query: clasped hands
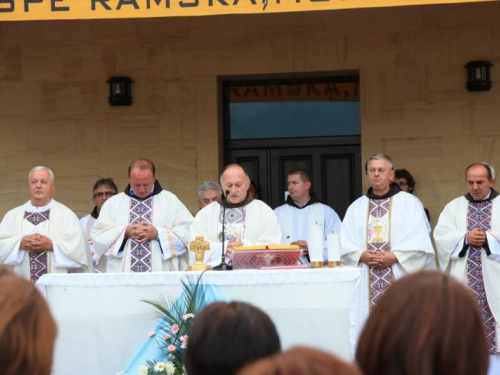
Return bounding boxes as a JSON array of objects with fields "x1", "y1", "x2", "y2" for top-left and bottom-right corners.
[
  {"x1": 467, "y1": 228, "x2": 486, "y2": 248},
  {"x1": 125, "y1": 223, "x2": 158, "y2": 243},
  {"x1": 360, "y1": 250, "x2": 397, "y2": 269},
  {"x1": 20, "y1": 234, "x2": 53, "y2": 252}
]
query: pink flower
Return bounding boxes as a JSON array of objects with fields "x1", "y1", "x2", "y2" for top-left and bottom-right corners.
[
  {"x1": 181, "y1": 341, "x2": 187, "y2": 349},
  {"x1": 168, "y1": 344, "x2": 176, "y2": 352},
  {"x1": 164, "y1": 334, "x2": 172, "y2": 341},
  {"x1": 183, "y1": 313, "x2": 194, "y2": 321},
  {"x1": 148, "y1": 331, "x2": 155, "y2": 338},
  {"x1": 171, "y1": 324, "x2": 179, "y2": 334},
  {"x1": 180, "y1": 335, "x2": 188, "y2": 342}
]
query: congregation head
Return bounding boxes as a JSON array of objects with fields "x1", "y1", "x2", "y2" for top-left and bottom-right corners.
[
  {"x1": 355, "y1": 271, "x2": 489, "y2": 375},
  {"x1": 197, "y1": 181, "x2": 222, "y2": 208},
  {"x1": 219, "y1": 164, "x2": 251, "y2": 205},
  {"x1": 238, "y1": 346, "x2": 362, "y2": 375},
  {"x1": 0, "y1": 267, "x2": 57, "y2": 375},
  {"x1": 465, "y1": 162, "x2": 496, "y2": 201},
  {"x1": 28, "y1": 166, "x2": 55, "y2": 207},
  {"x1": 184, "y1": 301, "x2": 281, "y2": 375}
]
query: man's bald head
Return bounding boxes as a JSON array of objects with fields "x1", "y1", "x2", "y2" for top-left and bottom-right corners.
[{"x1": 220, "y1": 164, "x2": 250, "y2": 205}]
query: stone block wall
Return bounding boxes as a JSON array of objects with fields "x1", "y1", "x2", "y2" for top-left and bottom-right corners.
[{"x1": 0, "y1": 2, "x2": 499, "y2": 226}]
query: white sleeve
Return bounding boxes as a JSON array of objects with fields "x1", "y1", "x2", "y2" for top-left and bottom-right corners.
[
  {"x1": 52, "y1": 242, "x2": 83, "y2": 268},
  {"x1": 3, "y1": 239, "x2": 24, "y2": 265},
  {"x1": 157, "y1": 227, "x2": 188, "y2": 261}
]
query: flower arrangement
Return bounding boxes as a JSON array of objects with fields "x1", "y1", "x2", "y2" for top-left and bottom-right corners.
[{"x1": 138, "y1": 275, "x2": 210, "y2": 375}]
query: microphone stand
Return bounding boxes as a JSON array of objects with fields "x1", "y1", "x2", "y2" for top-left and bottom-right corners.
[{"x1": 213, "y1": 190, "x2": 232, "y2": 271}]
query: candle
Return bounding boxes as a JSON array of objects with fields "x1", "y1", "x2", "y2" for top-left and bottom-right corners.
[
  {"x1": 327, "y1": 233, "x2": 341, "y2": 262},
  {"x1": 308, "y1": 224, "x2": 324, "y2": 263}
]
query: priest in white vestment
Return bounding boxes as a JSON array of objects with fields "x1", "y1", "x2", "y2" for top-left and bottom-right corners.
[
  {"x1": 341, "y1": 154, "x2": 435, "y2": 312},
  {"x1": 275, "y1": 169, "x2": 341, "y2": 265},
  {"x1": 434, "y1": 163, "x2": 500, "y2": 370},
  {"x1": 80, "y1": 178, "x2": 118, "y2": 272},
  {"x1": 191, "y1": 164, "x2": 281, "y2": 268},
  {"x1": 91, "y1": 159, "x2": 193, "y2": 273},
  {"x1": 0, "y1": 166, "x2": 92, "y2": 282}
]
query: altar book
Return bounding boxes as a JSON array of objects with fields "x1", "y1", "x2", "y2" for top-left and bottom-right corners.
[{"x1": 232, "y1": 245, "x2": 302, "y2": 270}]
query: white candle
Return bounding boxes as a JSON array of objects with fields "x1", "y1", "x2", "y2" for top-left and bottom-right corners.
[
  {"x1": 327, "y1": 233, "x2": 341, "y2": 262},
  {"x1": 308, "y1": 224, "x2": 324, "y2": 262}
]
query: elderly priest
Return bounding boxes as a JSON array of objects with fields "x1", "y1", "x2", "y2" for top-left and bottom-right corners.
[
  {"x1": 434, "y1": 163, "x2": 500, "y2": 363},
  {"x1": 0, "y1": 166, "x2": 92, "y2": 282},
  {"x1": 191, "y1": 164, "x2": 281, "y2": 268},
  {"x1": 91, "y1": 158, "x2": 193, "y2": 273},
  {"x1": 341, "y1": 154, "x2": 435, "y2": 309}
]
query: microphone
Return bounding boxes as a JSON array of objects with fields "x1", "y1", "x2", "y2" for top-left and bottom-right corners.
[{"x1": 213, "y1": 190, "x2": 232, "y2": 271}]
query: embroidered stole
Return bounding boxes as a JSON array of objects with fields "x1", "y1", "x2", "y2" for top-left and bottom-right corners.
[
  {"x1": 366, "y1": 198, "x2": 392, "y2": 308},
  {"x1": 466, "y1": 200, "x2": 497, "y2": 353},
  {"x1": 24, "y1": 210, "x2": 50, "y2": 283},
  {"x1": 129, "y1": 197, "x2": 154, "y2": 273},
  {"x1": 218, "y1": 207, "x2": 246, "y2": 242}
]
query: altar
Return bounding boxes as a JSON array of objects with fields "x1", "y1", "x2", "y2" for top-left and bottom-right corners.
[{"x1": 37, "y1": 267, "x2": 366, "y2": 375}]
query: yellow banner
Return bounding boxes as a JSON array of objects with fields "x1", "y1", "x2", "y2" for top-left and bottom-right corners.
[{"x1": 0, "y1": 0, "x2": 495, "y2": 21}]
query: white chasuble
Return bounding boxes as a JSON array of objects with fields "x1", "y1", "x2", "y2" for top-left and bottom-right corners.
[
  {"x1": 191, "y1": 199, "x2": 282, "y2": 268},
  {"x1": 274, "y1": 201, "x2": 341, "y2": 263},
  {"x1": 434, "y1": 194, "x2": 500, "y2": 354},
  {"x1": 0, "y1": 200, "x2": 92, "y2": 281},
  {"x1": 341, "y1": 191, "x2": 435, "y2": 316},
  {"x1": 91, "y1": 190, "x2": 193, "y2": 273}
]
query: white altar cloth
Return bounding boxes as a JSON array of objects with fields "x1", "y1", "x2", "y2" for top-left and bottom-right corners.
[{"x1": 37, "y1": 268, "x2": 364, "y2": 375}]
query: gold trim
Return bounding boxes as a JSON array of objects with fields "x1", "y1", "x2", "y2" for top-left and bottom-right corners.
[{"x1": 310, "y1": 261, "x2": 324, "y2": 268}]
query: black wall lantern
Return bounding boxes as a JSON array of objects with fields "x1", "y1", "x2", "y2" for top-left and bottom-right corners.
[
  {"x1": 107, "y1": 76, "x2": 133, "y2": 106},
  {"x1": 465, "y1": 61, "x2": 493, "y2": 92}
]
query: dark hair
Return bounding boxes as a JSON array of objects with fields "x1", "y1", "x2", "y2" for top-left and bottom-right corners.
[
  {"x1": 249, "y1": 180, "x2": 260, "y2": 199},
  {"x1": 128, "y1": 158, "x2": 156, "y2": 177},
  {"x1": 238, "y1": 346, "x2": 361, "y2": 375},
  {"x1": 356, "y1": 271, "x2": 489, "y2": 375},
  {"x1": 92, "y1": 178, "x2": 118, "y2": 194},
  {"x1": 0, "y1": 267, "x2": 57, "y2": 375},
  {"x1": 465, "y1": 163, "x2": 493, "y2": 180},
  {"x1": 287, "y1": 169, "x2": 311, "y2": 183},
  {"x1": 395, "y1": 169, "x2": 416, "y2": 193},
  {"x1": 185, "y1": 301, "x2": 281, "y2": 375}
]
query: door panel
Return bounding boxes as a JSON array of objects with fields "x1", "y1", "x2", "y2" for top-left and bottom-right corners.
[{"x1": 225, "y1": 139, "x2": 361, "y2": 219}]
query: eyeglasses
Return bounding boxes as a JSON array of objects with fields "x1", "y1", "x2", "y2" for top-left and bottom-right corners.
[{"x1": 93, "y1": 191, "x2": 116, "y2": 198}]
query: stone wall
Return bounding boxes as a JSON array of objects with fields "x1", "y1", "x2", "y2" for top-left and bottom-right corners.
[{"x1": 0, "y1": 2, "x2": 499, "y2": 226}]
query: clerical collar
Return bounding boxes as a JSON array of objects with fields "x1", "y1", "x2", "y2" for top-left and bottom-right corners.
[
  {"x1": 90, "y1": 206, "x2": 99, "y2": 219},
  {"x1": 464, "y1": 188, "x2": 499, "y2": 203},
  {"x1": 285, "y1": 193, "x2": 321, "y2": 209},
  {"x1": 124, "y1": 180, "x2": 163, "y2": 201},
  {"x1": 366, "y1": 183, "x2": 401, "y2": 199},
  {"x1": 23, "y1": 199, "x2": 53, "y2": 212},
  {"x1": 219, "y1": 192, "x2": 254, "y2": 209}
]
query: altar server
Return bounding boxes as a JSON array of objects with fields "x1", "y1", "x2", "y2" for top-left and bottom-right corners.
[
  {"x1": 341, "y1": 154, "x2": 435, "y2": 310},
  {"x1": 275, "y1": 169, "x2": 341, "y2": 265},
  {"x1": 434, "y1": 162, "x2": 500, "y2": 366},
  {"x1": 0, "y1": 166, "x2": 92, "y2": 282},
  {"x1": 91, "y1": 158, "x2": 193, "y2": 272},
  {"x1": 191, "y1": 164, "x2": 281, "y2": 268}
]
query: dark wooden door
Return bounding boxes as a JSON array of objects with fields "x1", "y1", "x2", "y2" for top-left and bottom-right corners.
[{"x1": 225, "y1": 137, "x2": 361, "y2": 219}]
